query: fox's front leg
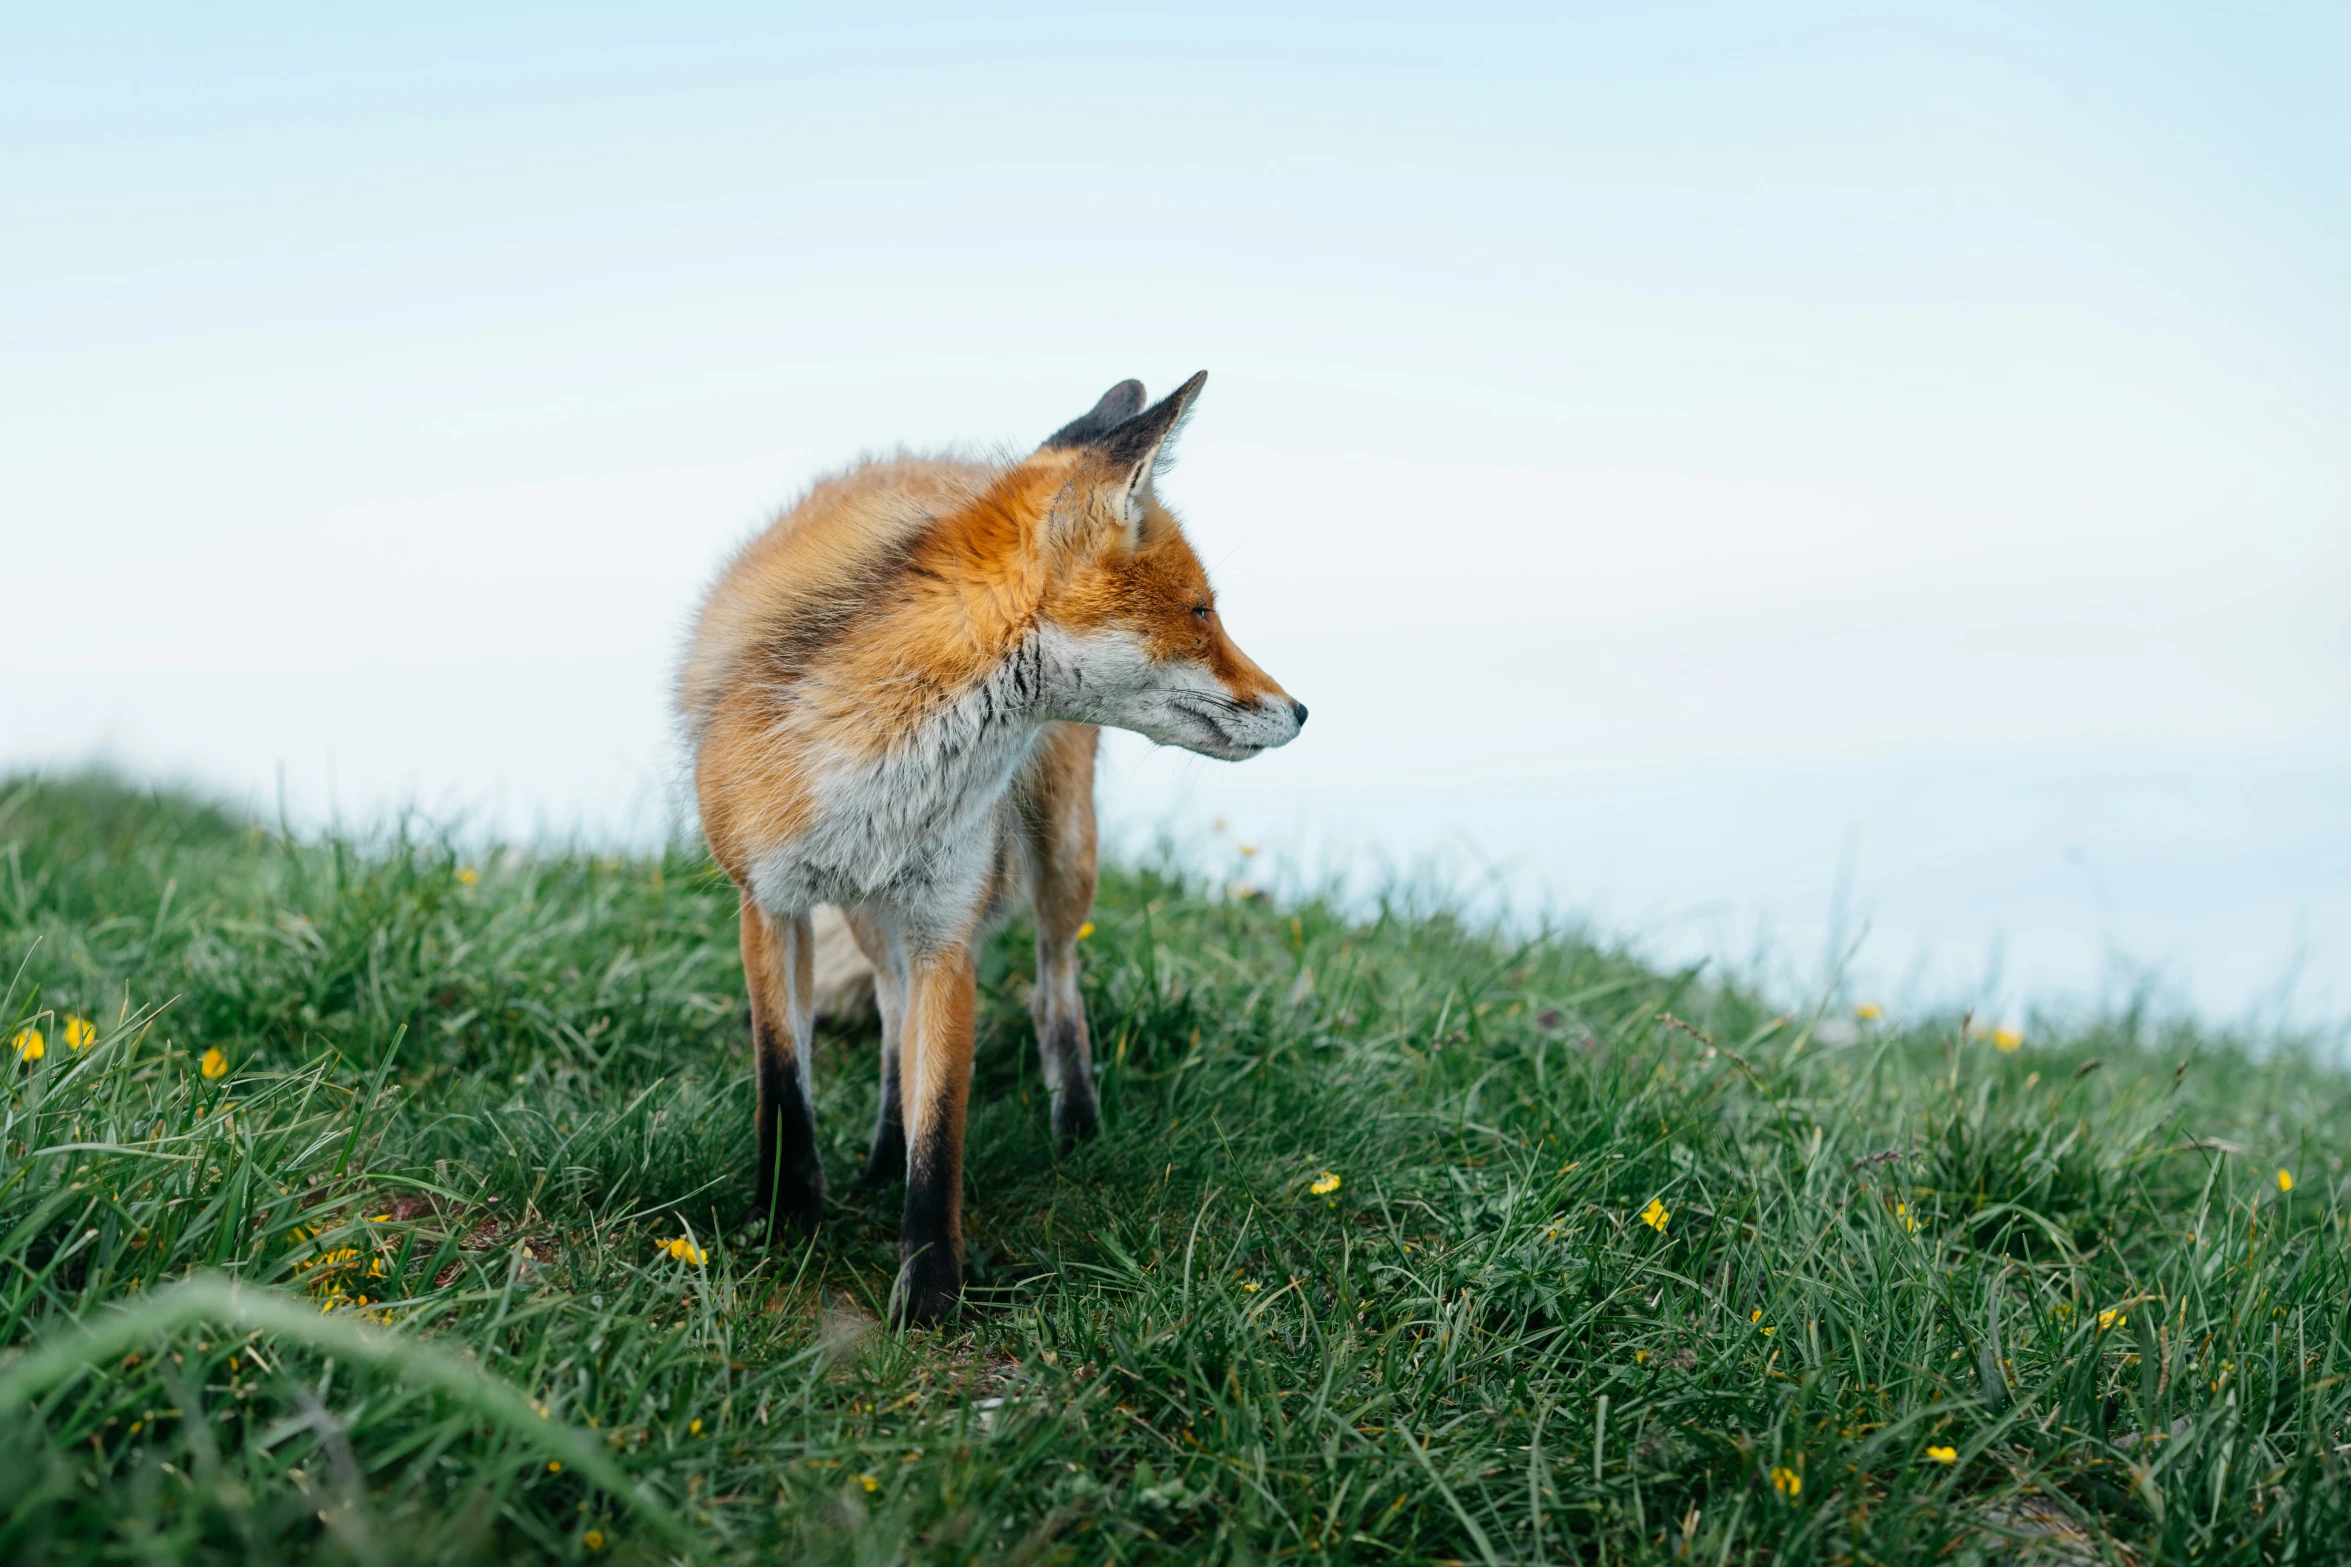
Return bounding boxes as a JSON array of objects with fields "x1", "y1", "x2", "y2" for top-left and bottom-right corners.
[
  {"x1": 741, "y1": 899, "x2": 825, "y2": 1239},
  {"x1": 895, "y1": 941, "x2": 978, "y2": 1326},
  {"x1": 1024, "y1": 723, "x2": 1102, "y2": 1144}
]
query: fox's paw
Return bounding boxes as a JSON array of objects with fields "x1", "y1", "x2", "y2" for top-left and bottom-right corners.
[
  {"x1": 1050, "y1": 1081, "x2": 1100, "y2": 1146},
  {"x1": 860, "y1": 1120, "x2": 907, "y2": 1189},
  {"x1": 744, "y1": 1159, "x2": 826, "y2": 1243},
  {"x1": 891, "y1": 1242, "x2": 961, "y2": 1328}
]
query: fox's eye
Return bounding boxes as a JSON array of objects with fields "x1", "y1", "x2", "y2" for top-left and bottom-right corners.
[{"x1": 1191, "y1": 603, "x2": 1212, "y2": 621}]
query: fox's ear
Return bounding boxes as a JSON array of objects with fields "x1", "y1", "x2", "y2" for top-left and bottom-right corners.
[
  {"x1": 1042, "y1": 371, "x2": 1207, "y2": 549},
  {"x1": 1041, "y1": 379, "x2": 1147, "y2": 450},
  {"x1": 1091, "y1": 370, "x2": 1207, "y2": 519}
]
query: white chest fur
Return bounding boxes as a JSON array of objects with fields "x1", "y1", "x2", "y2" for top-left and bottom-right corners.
[{"x1": 746, "y1": 633, "x2": 1073, "y2": 922}]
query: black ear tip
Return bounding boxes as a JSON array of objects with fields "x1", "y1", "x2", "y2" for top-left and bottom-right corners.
[{"x1": 1042, "y1": 378, "x2": 1151, "y2": 450}]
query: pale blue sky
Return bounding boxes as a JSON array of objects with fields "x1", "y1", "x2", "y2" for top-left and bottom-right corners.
[{"x1": 6, "y1": 5, "x2": 2346, "y2": 1025}]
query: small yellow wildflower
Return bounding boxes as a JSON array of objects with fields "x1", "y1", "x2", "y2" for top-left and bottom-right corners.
[
  {"x1": 1634, "y1": 1349, "x2": 1649, "y2": 1364},
  {"x1": 1241, "y1": 1281, "x2": 1260, "y2": 1292},
  {"x1": 1990, "y1": 1026, "x2": 2023, "y2": 1052},
  {"x1": 547, "y1": 1461, "x2": 562, "y2": 1473},
  {"x1": 662, "y1": 1237, "x2": 707, "y2": 1265},
  {"x1": 1310, "y1": 1171, "x2": 1341, "y2": 1196},
  {"x1": 584, "y1": 1531, "x2": 605, "y2": 1551},
  {"x1": 1238, "y1": 843, "x2": 1258, "y2": 857},
  {"x1": 64, "y1": 1016, "x2": 97, "y2": 1050},
  {"x1": 1750, "y1": 1309, "x2": 1762, "y2": 1323},
  {"x1": 857, "y1": 1474, "x2": 880, "y2": 1493},
  {"x1": 2276, "y1": 1168, "x2": 2294, "y2": 1193},
  {"x1": 1854, "y1": 1002, "x2": 1884, "y2": 1021},
  {"x1": 11, "y1": 1027, "x2": 42, "y2": 1062},
  {"x1": 2097, "y1": 1308, "x2": 2127, "y2": 1332},
  {"x1": 1640, "y1": 1198, "x2": 1670, "y2": 1233},
  {"x1": 1769, "y1": 1465, "x2": 1800, "y2": 1499},
  {"x1": 456, "y1": 867, "x2": 480, "y2": 886},
  {"x1": 1894, "y1": 1202, "x2": 1916, "y2": 1233},
  {"x1": 689, "y1": 1418, "x2": 704, "y2": 1436},
  {"x1": 1762, "y1": 1325, "x2": 1776, "y2": 1336},
  {"x1": 1075, "y1": 922, "x2": 1095, "y2": 940},
  {"x1": 200, "y1": 1047, "x2": 228, "y2": 1079},
  {"x1": 2052, "y1": 1302, "x2": 2073, "y2": 1321},
  {"x1": 1926, "y1": 1445, "x2": 1957, "y2": 1464}
]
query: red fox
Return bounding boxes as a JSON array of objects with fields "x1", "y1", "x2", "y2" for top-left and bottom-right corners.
[{"x1": 679, "y1": 374, "x2": 1304, "y2": 1324}]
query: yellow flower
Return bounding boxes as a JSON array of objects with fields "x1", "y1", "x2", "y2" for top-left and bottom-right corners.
[
  {"x1": 456, "y1": 867, "x2": 480, "y2": 886},
  {"x1": 1990, "y1": 1026, "x2": 2023, "y2": 1052},
  {"x1": 1076, "y1": 922, "x2": 1095, "y2": 940},
  {"x1": 2276, "y1": 1168, "x2": 2294, "y2": 1193},
  {"x1": 64, "y1": 1016, "x2": 97, "y2": 1050},
  {"x1": 1769, "y1": 1465, "x2": 1800, "y2": 1499},
  {"x1": 1640, "y1": 1198, "x2": 1670, "y2": 1232},
  {"x1": 2097, "y1": 1308, "x2": 2127, "y2": 1332},
  {"x1": 1634, "y1": 1349, "x2": 1649, "y2": 1364},
  {"x1": 547, "y1": 1460, "x2": 562, "y2": 1473},
  {"x1": 1894, "y1": 1202, "x2": 1916, "y2": 1233},
  {"x1": 662, "y1": 1237, "x2": 707, "y2": 1265},
  {"x1": 11, "y1": 1028, "x2": 42, "y2": 1062},
  {"x1": 1854, "y1": 1002, "x2": 1884, "y2": 1021},
  {"x1": 1241, "y1": 1281, "x2": 1260, "y2": 1292},
  {"x1": 200, "y1": 1047, "x2": 228, "y2": 1079},
  {"x1": 857, "y1": 1474, "x2": 880, "y2": 1493},
  {"x1": 1926, "y1": 1445, "x2": 1957, "y2": 1464},
  {"x1": 1750, "y1": 1309, "x2": 1762, "y2": 1323},
  {"x1": 584, "y1": 1530, "x2": 606, "y2": 1551},
  {"x1": 689, "y1": 1418, "x2": 703, "y2": 1436},
  {"x1": 1238, "y1": 843, "x2": 1258, "y2": 857},
  {"x1": 1310, "y1": 1171, "x2": 1341, "y2": 1196}
]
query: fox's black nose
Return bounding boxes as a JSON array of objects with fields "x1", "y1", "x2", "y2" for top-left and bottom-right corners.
[{"x1": 1290, "y1": 700, "x2": 1309, "y2": 727}]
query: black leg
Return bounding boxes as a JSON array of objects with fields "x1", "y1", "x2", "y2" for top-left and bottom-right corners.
[
  {"x1": 1043, "y1": 1016, "x2": 1100, "y2": 1144},
  {"x1": 890, "y1": 946, "x2": 973, "y2": 1328},
  {"x1": 861, "y1": 1038, "x2": 907, "y2": 1188},
  {"x1": 750, "y1": 1016, "x2": 825, "y2": 1239}
]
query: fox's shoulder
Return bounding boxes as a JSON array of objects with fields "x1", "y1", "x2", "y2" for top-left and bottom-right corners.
[{"x1": 678, "y1": 452, "x2": 1005, "y2": 731}]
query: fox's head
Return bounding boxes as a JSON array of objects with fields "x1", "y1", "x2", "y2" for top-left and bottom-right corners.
[{"x1": 1023, "y1": 373, "x2": 1305, "y2": 762}]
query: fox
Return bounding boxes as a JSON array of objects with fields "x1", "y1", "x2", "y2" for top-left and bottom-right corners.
[{"x1": 679, "y1": 373, "x2": 1305, "y2": 1324}]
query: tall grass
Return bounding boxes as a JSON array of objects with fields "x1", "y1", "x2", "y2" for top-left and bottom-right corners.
[{"x1": 2, "y1": 771, "x2": 2345, "y2": 1563}]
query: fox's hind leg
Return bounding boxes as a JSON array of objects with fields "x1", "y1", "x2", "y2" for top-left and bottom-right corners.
[
  {"x1": 1020, "y1": 723, "x2": 1102, "y2": 1144},
  {"x1": 843, "y1": 906, "x2": 908, "y2": 1187},
  {"x1": 741, "y1": 897, "x2": 826, "y2": 1240}
]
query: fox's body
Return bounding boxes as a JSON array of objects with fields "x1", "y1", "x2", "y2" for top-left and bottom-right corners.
[{"x1": 681, "y1": 375, "x2": 1302, "y2": 1323}]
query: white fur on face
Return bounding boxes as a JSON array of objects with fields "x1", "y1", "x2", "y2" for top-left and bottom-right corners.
[{"x1": 1036, "y1": 628, "x2": 1302, "y2": 761}]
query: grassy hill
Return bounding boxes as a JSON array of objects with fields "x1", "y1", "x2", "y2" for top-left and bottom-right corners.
[{"x1": 1, "y1": 771, "x2": 2345, "y2": 1564}]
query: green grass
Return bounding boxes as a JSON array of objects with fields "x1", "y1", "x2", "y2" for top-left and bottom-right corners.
[{"x1": 2, "y1": 770, "x2": 2347, "y2": 1565}]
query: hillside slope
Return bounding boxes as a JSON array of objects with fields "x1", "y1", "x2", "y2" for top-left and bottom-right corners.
[{"x1": 2, "y1": 772, "x2": 2346, "y2": 1563}]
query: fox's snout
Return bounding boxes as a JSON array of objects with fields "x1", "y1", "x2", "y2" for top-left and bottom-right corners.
[{"x1": 1153, "y1": 669, "x2": 1305, "y2": 761}]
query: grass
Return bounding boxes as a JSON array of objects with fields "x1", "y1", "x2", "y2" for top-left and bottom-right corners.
[{"x1": 1, "y1": 769, "x2": 2347, "y2": 1565}]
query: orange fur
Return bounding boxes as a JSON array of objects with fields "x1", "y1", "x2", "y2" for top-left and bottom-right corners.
[{"x1": 680, "y1": 374, "x2": 1303, "y2": 1324}]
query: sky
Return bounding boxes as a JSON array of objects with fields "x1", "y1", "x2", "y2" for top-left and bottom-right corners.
[{"x1": 5, "y1": 4, "x2": 2347, "y2": 1027}]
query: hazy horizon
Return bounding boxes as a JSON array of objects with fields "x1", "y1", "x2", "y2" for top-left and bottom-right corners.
[{"x1": 7, "y1": 4, "x2": 2346, "y2": 1031}]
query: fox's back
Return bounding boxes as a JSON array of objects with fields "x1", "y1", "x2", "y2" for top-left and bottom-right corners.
[{"x1": 679, "y1": 453, "x2": 1003, "y2": 745}]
